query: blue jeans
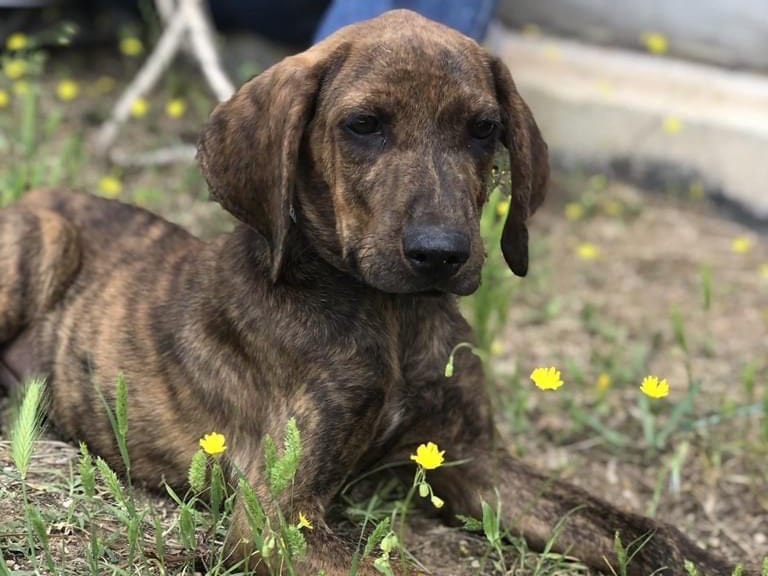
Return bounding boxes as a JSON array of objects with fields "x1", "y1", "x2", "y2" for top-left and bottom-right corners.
[{"x1": 314, "y1": 0, "x2": 500, "y2": 43}]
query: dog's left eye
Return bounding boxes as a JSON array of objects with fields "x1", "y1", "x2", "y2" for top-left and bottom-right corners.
[
  {"x1": 345, "y1": 115, "x2": 382, "y2": 136},
  {"x1": 469, "y1": 120, "x2": 497, "y2": 140}
]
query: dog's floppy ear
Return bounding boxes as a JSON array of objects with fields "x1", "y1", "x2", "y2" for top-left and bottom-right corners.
[
  {"x1": 489, "y1": 56, "x2": 549, "y2": 277},
  {"x1": 197, "y1": 47, "x2": 344, "y2": 281}
]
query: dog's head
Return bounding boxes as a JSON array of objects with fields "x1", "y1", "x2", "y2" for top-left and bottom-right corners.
[{"x1": 198, "y1": 9, "x2": 548, "y2": 295}]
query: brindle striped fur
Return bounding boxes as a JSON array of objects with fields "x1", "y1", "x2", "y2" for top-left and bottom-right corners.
[{"x1": 0, "y1": 10, "x2": 740, "y2": 575}]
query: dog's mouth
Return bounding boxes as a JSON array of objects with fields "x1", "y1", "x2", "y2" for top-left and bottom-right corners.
[{"x1": 343, "y1": 242, "x2": 482, "y2": 296}]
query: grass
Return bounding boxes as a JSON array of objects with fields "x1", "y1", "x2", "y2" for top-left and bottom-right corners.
[{"x1": 2, "y1": 25, "x2": 768, "y2": 576}]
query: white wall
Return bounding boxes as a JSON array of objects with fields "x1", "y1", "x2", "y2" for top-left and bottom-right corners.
[{"x1": 497, "y1": 0, "x2": 768, "y2": 71}]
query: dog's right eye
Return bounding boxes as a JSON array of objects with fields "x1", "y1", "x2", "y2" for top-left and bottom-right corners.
[{"x1": 345, "y1": 115, "x2": 381, "y2": 136}]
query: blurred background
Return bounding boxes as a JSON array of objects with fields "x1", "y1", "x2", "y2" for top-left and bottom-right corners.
[{"x1": 0, "y1": 1, "x2": 766, "y2": 574}]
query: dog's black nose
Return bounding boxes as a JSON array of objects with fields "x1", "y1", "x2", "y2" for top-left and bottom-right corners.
[{"x1": 403, "y1": 225, "x2": 470, "y2": 280}]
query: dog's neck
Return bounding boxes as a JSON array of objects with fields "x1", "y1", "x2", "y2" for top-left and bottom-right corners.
[{"x1": 221, "y1": 223, "x2": 365, "y2": 291}]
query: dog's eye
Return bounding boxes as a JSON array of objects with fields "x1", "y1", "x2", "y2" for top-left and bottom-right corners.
[
  {"x1": 345, "y1": 115, "x2": 381, "y2": 136},
  {"x1": 469, "y1": 120, "x2": 497, "y2": 140}
]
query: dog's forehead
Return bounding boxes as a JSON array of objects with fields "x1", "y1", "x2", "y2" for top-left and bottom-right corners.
[{"x1": 324, "y1": 21, "x2": 495, "y2": 113}]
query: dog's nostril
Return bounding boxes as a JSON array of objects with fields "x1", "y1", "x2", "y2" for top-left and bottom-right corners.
[{"x1": 403, "y1": 226, "x2": 470, "y2": 280}]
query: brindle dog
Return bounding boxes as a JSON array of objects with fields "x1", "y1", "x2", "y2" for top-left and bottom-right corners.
[{"x1": 0, "y1": 10, "x2": 739, "y2": 575}]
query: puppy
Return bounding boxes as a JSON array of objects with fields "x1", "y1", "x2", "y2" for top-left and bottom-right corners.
[{"x1": 0, "y1": 10, "x2": 737, "y2": 575}]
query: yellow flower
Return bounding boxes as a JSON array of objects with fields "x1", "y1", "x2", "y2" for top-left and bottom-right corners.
[
  {"x1": 199, "y1": 431, "x2": 226, "y2": 455},
  {"x1": 602, "y1": 199, "x2": 623, "y2": 217},
  {"x1": 543, "y1": 43, "x2": 561, "y2": 62},
  {"x1": 12, "y1": 80, "x2": 29, "y2": 95},
  {"x1": 430, "y1": 495, "x2": 444, "y2": 509},
  {"x1": 731, "y1": 236, "x2": 752, "y2": 254},
  {"x1": 130, "y1": 97, "x2": 149, "y2": 118},
  {"x1": 98, "y1": 175, "x2": 123, "y2": 197},
  {"x1": 564, "y1": 202, "x2": 584, "y2": 221},
  {"x1": 641, "y1": 31, "x2": 668, "y2": 55},
  {"x1": 588, "y1": 174, "x2": 608, "y2": 191},
  {"x1": 530, "y1": 366, "x2": 564, "y2": 391},
  {"x1": 595, "y1": 78, "x2": 615, "y2": 95},
  {"x1": 496, "y1": 199, "x2": 509, "y2": 217},
  {"x1": 596, "y1": 373, "x2": 612, "y2": 391},
  {"x1": 297, "y1": 511, "x2": 313, "y2": 530},
  {"x1": 576, "y1": 242, "x2": 599, "y2": 260},
  {"x1": 639, "y1": 375, "x2": 669, "y2": 399},
  {"x1": 3, "y1": 58, "x2": 27, "y2": 80},
  {"x1": 490, "y1": 340, "x2": 504, "y2": 356},
  {"x1": 119, "y1": 37, "x2": 144, "y2": 56},
  {"x1": 688, "y1": 180, "x2": 704, "y2": 200},
  {"x1": 662, "y1": 115, "x2": 683, "y2": 134},
  {"x1": 521, "y1": 24, "x2": 541, "y2": 37},
  {"x1": 0, "y1": 89, "x2": 9, "y2": 108},
  {"x1": 410, "y1": 442, "x2": 445, "y2": 470},
  {"x1": 56, "y1": 79, "x2": 79, "y2": 101},
  {"x1": 165, "y1": 98, "x2": 186, "y2": 118},
  {"x1": 6, "y1": 32, "x2": 28, "y2": 51},
  {"x1": 95, "y1": 75, "x2": 116, "y2": 94}
]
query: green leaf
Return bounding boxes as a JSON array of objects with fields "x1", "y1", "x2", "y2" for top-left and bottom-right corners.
[
  {"x1": 481, "y1": 500, "x2": 499, "y2": 546},
  {"x1": 362, "y1": 518, "x2": 391, "y2": 559},
  {"x1": 456, "y1": 514, "x2": 483, "y2": 532},
  {"x1": 115, "y1": 373, "x2": 128, "y2": 439}
]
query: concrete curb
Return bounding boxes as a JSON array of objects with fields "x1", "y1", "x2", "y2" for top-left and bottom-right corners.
[{"x1": 487, "y1": 23, "x2": 768, "y2": 223}]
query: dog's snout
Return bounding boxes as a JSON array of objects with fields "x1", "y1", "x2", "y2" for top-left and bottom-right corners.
[{"x1": 403, "y1": 225, "x2": 470, "y2": 280}]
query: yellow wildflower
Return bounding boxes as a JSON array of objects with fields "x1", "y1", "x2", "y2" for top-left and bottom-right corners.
[
  {"x1": 640, "y1": 375, "x2": 669, "y2": 399},
  {"x1": 490, "y1": 340, "x2": 504, "y2": 356},
  {"x1": 596, "y1": 373, "x2": 612, "y2": 391},
  {"x1": 410, "y1": 442, "x2": 445, "y2": 470},
  {"x1": 641, "y1": 32, "x2": 668, "y2": 55},
  {"x1": 576, "y1": 242, "x2": 599, "y2": 260},
  {"x1": 543, "y1": 43, "x2": 561, "y2": 62},
  {"x1": 430, "y1": 495, "x2": 444, "y2": 509},
  {"x1": 13, "y1": 80, "x2": 29, "y2": 95},
  {"x1": 521, "y1": 24, "x2": 541, "y2": 37},
  {"x1": 56, "y1": 79, "x2": 79, "y2": 101},
  {"x1": 95, "y1": 75, "x2": 116, "y2": 94},
  {"x1": 98, "y1": 175, "x2": 123, "y2": 197},
  {"x1": 199, "y1": 431, "x2": 226, "y2": 455},
  {"x1": 297, "y1": 511, "x2": 313, "y2": 530},
  {"x1": 3, "y1": 58, "x2": 27, "y2": 80},
  {"x1": 6, "y1": 32, "x2": 28, "y2": 51},
  {"x1": 530, "y1": 366, "x2": 564, "y2": 391},
  {"x1": 130, "y1": 97, "x2": 149, "y2": 118},
  {"x1": 564, "y1": 202, "x2": 584, "y2": 221},
  {"x1": 595, "y1": 78, "x2": 615, "y2": 95},
  {"x1": 165, "y1": 98, "x2": 186, "y2": 118},
  {"x1": 731, "y1": 236, "x2": 752, "y2": 254},
  {"x1": 119, "y1": 37, "x2": 143, "y2": 57},
  {"x1": 662, "y1": 115, "x2": 683, "y2": 134},
  {"x1": 602, "y1": 199, "x2": 623, "y2": 217},
  {"x1": 496, "y1": 199, "x2": 509, "y2": 217},
  {"x1": 688, "y1": 180, "x2": 704, "y2": 200},
  {"x1": 0, "y1": 89, "x2": 9, "y2": 108}
]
